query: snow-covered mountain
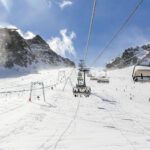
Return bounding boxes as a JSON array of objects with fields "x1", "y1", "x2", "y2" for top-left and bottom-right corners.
[
  {"x1": 0, "y1": 66, "x2": 150, "y2": 150},
  {"x1": 0, "y1": 28, "x2": 75, "y2": 70},
  {"x1": 106, "y1": 44, "x2": 150, "y2": 69}
]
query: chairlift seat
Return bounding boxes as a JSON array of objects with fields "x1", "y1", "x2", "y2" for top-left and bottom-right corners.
[
  {"x1": 97, "y1": 77, "x2": 109, "y2": 83},
  {"x1": 132, "y1": 65, "x2": 150, "y2": 82},
  {"x1": 90, "y1": 77, "x2": 98, "y2": 80}
]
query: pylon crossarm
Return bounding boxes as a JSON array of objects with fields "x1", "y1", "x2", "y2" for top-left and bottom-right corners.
[{"x1": 29, "y1": 82, "x2": 46, "y2": 102}]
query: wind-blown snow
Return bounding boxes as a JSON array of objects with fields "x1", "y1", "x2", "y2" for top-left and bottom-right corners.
[
  {"x1": 0, "y1": 66, "x2": 150, "y2": 150},
  {"x1": 18, "y1": 30, "x2": 36, "y2": 39}
]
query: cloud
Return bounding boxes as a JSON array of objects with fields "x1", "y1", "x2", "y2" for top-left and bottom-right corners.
[
  {"x1": 0, "y1": 22, "x2": 17, "y2": 29},
  {"x1": 59, "y1": 0, "x2": 72, "y2": 9},
  {"x1": 0, "y1": 0, "x2": 12, "y2": 12},
  {"x1": 47, "y1": 0, "x2": 52, "y2": 8},
  {"x1": 0, "y1": 23, "x2": 35, "y2": 39},
  {"x1": 17, "y1": 30, "x2": 36, "y2": 40},
  {"x1": 44, "y1": 0, "x2": 72, "y2": 9},
  {"x1": 48, "y1": 29, "x2": 76, "y2": 57}
]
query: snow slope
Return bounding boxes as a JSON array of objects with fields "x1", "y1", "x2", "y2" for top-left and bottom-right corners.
[{"x1": 0, "y1": 66, "x2": 150, "y2": 150}]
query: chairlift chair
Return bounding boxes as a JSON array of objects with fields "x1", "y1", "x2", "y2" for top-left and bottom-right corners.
[
  {"x1": 97, "y1": 70, "x2": 109, "y2": 83},
  {"x1": 97, "y1": 76, "x2": 109, "y2": 83},
  {"x1": 90, "y1": 76, "x2": 98, "y2": 80},
  {"x1": 73, "y1": 60, "x2": 91, "y2": 97},
  {"x1": 132, "y1": 65, "x2": 150, "y2": 82}
]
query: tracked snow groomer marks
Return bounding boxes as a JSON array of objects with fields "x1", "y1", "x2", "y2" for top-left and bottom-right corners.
[{"x1": 73, "y1": 60, "x2": 91, "y2": 97}]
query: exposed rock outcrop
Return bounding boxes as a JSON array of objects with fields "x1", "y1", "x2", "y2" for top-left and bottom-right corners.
[{"x1": 0, "y1": 28, "x2": 75, "y2": 69}]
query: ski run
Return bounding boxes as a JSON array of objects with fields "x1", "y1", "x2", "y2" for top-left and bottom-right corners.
[{"x1": 0, "y1": 66, "x2": 150, "y2": 150}]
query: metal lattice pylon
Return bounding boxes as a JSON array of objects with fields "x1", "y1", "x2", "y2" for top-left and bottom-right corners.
[
  {"x1": 29, "y1": 82, "x2": 46, "y2": 102},
  {"x1": 58, "y1": 71, "x2": 66, "y2": 82},
  {"x1": 63, "y1": 69, "x2": 75, "y2": 91}
]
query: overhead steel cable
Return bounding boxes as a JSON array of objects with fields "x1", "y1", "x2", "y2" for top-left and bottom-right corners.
[
  {"x1": 84, "y1": 0, "x2": 97, "y2": 64},
  {"x1": 0, "y1": 74, "x2": 67, "y2": 94},
  {"x1": 105, "y1": 51, "x2": 148, "y2": 70},
  {"x1": 91, "y1": 0, "x2": 143, "y2": 67},
  {"x1": 0, "y1": 67, "x2": 76, "y2": 94}
]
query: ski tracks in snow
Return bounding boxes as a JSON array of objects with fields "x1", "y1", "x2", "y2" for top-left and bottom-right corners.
[{"x1": 91, "y1": 83, "x2": 150, "y2": 150}]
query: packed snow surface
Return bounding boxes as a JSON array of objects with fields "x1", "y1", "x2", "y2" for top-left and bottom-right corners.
[{"x1": 0, "y1": 66, "x2": 150, "y2": 150}]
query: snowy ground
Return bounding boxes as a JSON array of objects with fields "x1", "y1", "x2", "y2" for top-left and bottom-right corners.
[{"x1": 0, "y1": 66, "x2": 150, "y2": 150}]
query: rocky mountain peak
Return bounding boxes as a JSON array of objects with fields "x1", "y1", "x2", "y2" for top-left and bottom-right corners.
[
  {"x1": 0, "y1": 28, "x2": 75, "y2": 69},
  {"x1": 28, "y1": 35, "x2": 47, "y2": 45},
  {"x1": 106, "y1": 44, "x2": 150, "y2": 69}
]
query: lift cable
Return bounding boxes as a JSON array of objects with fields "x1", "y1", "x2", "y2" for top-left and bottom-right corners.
[
  {"x1": 91, "y1": 0, "x2": 143, "y2": 67},
  {"x1": 121, "y1": 52, "x2": 147, "y2": 64},
  {"x1": 105, "y1": 51, "x2": 148, "y2": 70},
  {"x1": 0, "y1": 74, "x2": 67, "y2": 94},
  {"x1": 72, "y1": 0, "x2": 97, "y2": 97},
  {"x1": 84, "y1": 0, "x2": 97, "y2": 64}
]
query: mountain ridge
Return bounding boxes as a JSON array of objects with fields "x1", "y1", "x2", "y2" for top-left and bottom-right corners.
[
  {"x1": 0, "y1": 28, "x2": 75, "y2": 70},
  {"x1": 106, "y1": 44, "x2": 150, "y2": 69}
]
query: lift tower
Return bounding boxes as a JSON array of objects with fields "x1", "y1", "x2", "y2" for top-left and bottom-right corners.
[{"x1": 73, "y1": 60, "x2": 91, "y2": 97}]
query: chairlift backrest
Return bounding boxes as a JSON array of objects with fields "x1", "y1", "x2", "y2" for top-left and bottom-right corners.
[{"x1": 132, "y1": 65, "x2": 150, "y2": 78}]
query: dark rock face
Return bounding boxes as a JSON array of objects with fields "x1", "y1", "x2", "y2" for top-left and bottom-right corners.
[
  {"x1": 0, "y1": 28, "x2": 34, "y2": 68},
  {"x1": 106, "y1": 45, "x2": 150, "y2": 69},
  {"x1": 27, "y1": 35, "x2": 75, "y2": 67},
  {"x1": 0, "y1": 28, "x2": 75, "y2": 69}
]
